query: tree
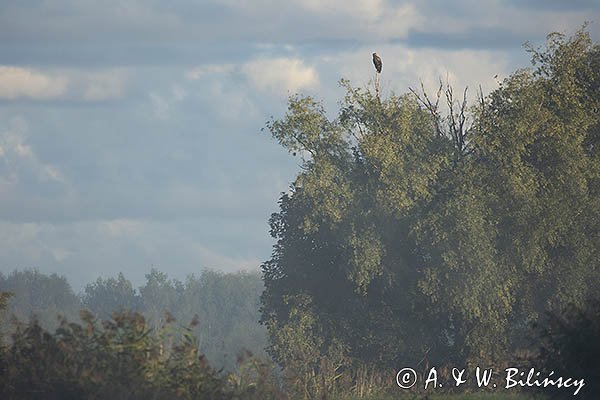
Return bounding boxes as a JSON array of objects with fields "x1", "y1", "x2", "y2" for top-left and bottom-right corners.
[
  {"x1": 260, "y1": 27, "x2": 600, "y2": 383},
  {"x1": 0, "y1": 268, "x2": 269, "y2": 373},
  {"x1": 0, "y1": 291, "x2": 13, "y2": 386},
  {"x1": 261, "y1": 81, "x2": 456, "y2": 374},
  {"x1": 179, "y1": 270, "x2": 269, "y2": 371},
  {"x1": 81, "y1": 272, "x2": 140, "y2": 319},
  {"x1": 139, "y1": 269, "x2": 184, "y2": 333},
  {"x1": 0, "y1": 270, "x2": 81, "y2": 334}
]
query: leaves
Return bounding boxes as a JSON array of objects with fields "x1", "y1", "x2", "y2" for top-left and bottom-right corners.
[{"x1": 261, "y1": 27, "x2": 600, "y2": 377}]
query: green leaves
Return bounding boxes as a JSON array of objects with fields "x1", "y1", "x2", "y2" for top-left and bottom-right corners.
[
  {"x1": 346, "y1": 223, "x2": 384, "y2": 295},
  {"x1": 266, "y1": 95, "x2": 346, "y2": 159},
  {"x1": 1, "y1": 311, "x2": 231, "y2": 400},
  {"x1": 261, "y1": 27, "x2": 600, "y2": 377}
]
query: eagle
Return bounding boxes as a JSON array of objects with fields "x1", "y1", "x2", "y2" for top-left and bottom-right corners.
[{"x1": 372, "y1": 52, "x2": 382, "y2": 73}]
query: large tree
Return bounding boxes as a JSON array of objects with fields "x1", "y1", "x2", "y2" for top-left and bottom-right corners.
[{"x1": 260, "y1": 28, "x2": 600, "y2": 379}]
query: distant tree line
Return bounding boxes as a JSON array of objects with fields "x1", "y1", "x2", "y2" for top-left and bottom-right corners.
[
  {"x1": 0, "y1": 302, "x2": 285, "y2": 399},
  {"x1": 0, "y1": 268, "x2": 267, "y2": 372}
]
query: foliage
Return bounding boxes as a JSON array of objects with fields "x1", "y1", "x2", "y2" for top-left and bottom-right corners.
[
  {"x1": 0, "y1": 310, "x2": 232, "y2": 399},
  {"x1": 0, "y1": 270, "x2": 82, "y2": 333},
  {"x1": 0, "y1": 311, "x2": 286, "y2": 400},
  {"x1": 261, "y1": 26, "x2": 600, "y2": 396},
  {"x1": 0, "y1": 287, "x2": 286, "y2": 400},
  {"x1": 82, "y1": 272, "x2": 141, "y2": 319},
  {"x1": 527, "y1": 298, "x2": 600, "y2": 399},
  {"x1": 0, "y1": 27, "x2": 597, "y2": 400},
  {"x1": 0, "y1": 291, "x2": 13, "y2": 384},
  {"x1": 179, "y1": 269, "x2": 270, "y2": 370},
  {"x1": 1, "y1": 268, "x2": 268, "y2": 372}
]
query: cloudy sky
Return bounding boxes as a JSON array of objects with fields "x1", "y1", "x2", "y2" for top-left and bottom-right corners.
[{"x1": 0, "y1": 1, "x2": 598, "y2": 289}]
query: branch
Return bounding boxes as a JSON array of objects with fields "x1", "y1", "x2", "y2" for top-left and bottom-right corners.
[{"x1": 409, "y1": 80, "x2": 444, "y2": 137}]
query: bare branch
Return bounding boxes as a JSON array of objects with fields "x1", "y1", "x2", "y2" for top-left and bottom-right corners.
[
  {"x1": 411, "y1": 79, "x2": 472, "y2": 156},
  {"x1": 409, "y1": 80, "x2": 444, "y2": 137}
]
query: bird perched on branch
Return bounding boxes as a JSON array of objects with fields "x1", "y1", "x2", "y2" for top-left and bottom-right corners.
[{"x1": 372, "y1": 52, "x2": 382, "y2": 73}]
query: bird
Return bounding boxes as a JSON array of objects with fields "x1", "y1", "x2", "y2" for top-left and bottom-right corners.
[{"x1": 372, "y1": 52, "x2": 382, "y2": 73}]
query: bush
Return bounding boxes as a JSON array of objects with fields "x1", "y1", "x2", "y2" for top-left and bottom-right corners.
[{"x1": 528, "y1": 298, "x2": 600, "y2": 399}]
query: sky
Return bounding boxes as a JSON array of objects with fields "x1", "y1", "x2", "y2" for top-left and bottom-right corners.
[{"x1": 0, "y1": 1, "x2": 599, "y2": 290}]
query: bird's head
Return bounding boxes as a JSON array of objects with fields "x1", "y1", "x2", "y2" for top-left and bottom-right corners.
[{"x1": 373, "y1": 52, "x2": 378, "y2": 57}]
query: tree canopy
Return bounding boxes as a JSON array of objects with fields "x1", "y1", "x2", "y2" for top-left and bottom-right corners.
[{"x1": 260, "y1": 28, "x2": 600, "y2": 383}]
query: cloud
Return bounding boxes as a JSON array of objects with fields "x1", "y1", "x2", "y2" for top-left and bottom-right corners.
[
  {"x1": 1, "y1": 1, "x2": 596, "y2": 71},
  {"x1": 0, "y1": 117, "x2": 67, "y2": 187},
  {"x1": 0, "y1": 67, "x2": 67, "y2": 100},
  {"x1": 0, "y1": 0, "x2": 596, "y2": 291},
  {"x1": 299, "y1": 0, "x2": 385, "y2": 20},
  {"x1": 321, "y1": 43, "x2": 510, "y2": 101},
  {"x1": 185, "y1": 64, "x2": 235, "y2": 80},
  {"x1": 81, "y1": 70, "x2": 128, "y2": 101},
  {"x1": 148, "y1": 85, "x2": 186, "y2": 120},
  {"x1": 0, "y1": 66, "x2": 128, "y2": 102},
  {"x1": 503, "y1": 0, "x2": 600, "y2": 11},
  {"x1": 0, "y1": 116, "x2": 74, "y2": 225},
  {"x1": 149, "y1": 93, "x2": 171, "y2": 120},
  {"x1": 242, "y1": 57, "x2": 319, "y2": 95},
  {"x1": 0, "y1": 218, "x2": 264, "y2": 289},
  {"x1": 407, "y1": 0, "x2": 599, "y2": 47},
  {"x1": 187, "y1": 58, "x2": 320, "y2": 96},
  {"x1": 405, "y1": 27, "x2": 527, "y2": 50},
  {"x1": 215, "y1": 0, "x2": 421, "y2": 40},
  {"x1": 400, "y1": 48, "x2": 510, "y2": 96},
  {"x1": 373, "y1": 2, "x2": 423, "y2": 38}
]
